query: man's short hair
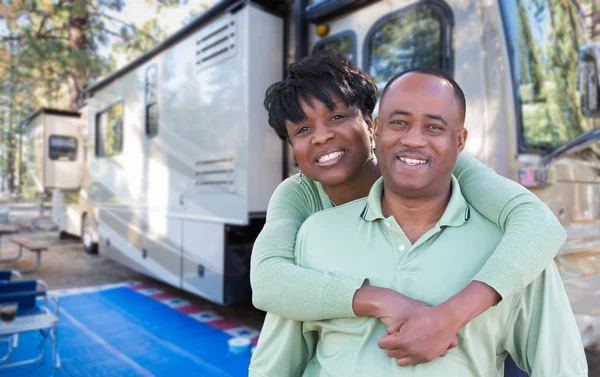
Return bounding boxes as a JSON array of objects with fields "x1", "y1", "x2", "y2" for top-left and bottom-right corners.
[
  {"x1": 381, "y1": 68, "x2": 466, "y2": 120},
  {"x1": 264, "y1": 51, "x2": 378, "y2": 141}
]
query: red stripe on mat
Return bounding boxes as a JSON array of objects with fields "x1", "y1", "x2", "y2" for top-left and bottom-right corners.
[
  {"x1": 207, "y1": 319, "x2": 242, "y2": 330},
  {"x1": 150, "y1": 292, "x2": 176, "y2": 300},
  {"x1": 176, "y1": 305, "x2": 204, "y2": 315}
]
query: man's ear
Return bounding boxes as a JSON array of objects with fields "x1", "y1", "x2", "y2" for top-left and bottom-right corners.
[
  {"x1": 457, "y1": 128, "x2": 468, "y2": 153},
  {"x1": 373, "y1": 117, "x2": 382, "y2": 142}
]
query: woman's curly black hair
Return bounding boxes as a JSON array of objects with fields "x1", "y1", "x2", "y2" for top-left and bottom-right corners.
[{"x1": 264, "y1": 51, "x2": 378, "y2": 141}]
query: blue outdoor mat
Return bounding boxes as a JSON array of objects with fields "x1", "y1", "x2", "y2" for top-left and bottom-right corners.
[{"x1": 0, "y1": 286, "x2": 253, "y2": 377}]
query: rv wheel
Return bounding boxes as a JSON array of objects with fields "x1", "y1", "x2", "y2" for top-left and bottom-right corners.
[{"x1": 82, "y1": 214, "x2": 98, "y2": 255}]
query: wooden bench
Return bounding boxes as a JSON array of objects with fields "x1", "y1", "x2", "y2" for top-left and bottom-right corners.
[{"x1": 9, "y1": 236, "x2": 49, "y2": 274}]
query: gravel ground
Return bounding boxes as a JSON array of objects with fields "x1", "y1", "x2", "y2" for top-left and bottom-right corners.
[{"x1": 1, "y1": 207, "x2": 599, "y2": 375}]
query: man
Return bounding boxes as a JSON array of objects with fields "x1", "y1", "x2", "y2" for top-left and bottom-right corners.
[{"x1": 250, "y1": 69, "x2": 588, "y2": 377}]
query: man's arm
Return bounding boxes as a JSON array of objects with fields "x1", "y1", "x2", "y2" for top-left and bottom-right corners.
[{"x1": 502, "y1": 263, "x2": 587, "y2": 377}]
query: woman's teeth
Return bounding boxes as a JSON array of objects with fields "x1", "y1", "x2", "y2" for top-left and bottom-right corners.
[
  {"x1": 399, "y1": 157, "x2": 427, "y2": 166},
  {"x1": 318, "y1": 151, "x2": 345, "y2": 164}
]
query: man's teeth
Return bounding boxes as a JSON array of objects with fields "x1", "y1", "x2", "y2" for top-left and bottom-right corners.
[
  {"x1": 318, "y1": 151, "x2": 345, "y2": 163},
  {"x1": 399, "y1": 157, "x2": 427, "y2": 166}
]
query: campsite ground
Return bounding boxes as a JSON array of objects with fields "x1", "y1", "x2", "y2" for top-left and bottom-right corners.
[{"x1": 2, "y1": 205, "x2": 599, "y2": 376}]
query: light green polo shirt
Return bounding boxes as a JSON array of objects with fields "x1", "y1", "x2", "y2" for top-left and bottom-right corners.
[{"x1": 249, "y1": 177, "x2": 587, "y2": 377}]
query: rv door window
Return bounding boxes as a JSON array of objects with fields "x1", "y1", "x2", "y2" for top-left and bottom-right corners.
[
  {"x1": 313, "y1": 31, "x2": 356, "y2": 63},
  {"x1": 145, "y1": 64, "x2": 158, "y2": 137},
  {"x1": 365, "y1": 3, "x2": 451, "y2": 89},
  {"x1": 96, "y1": 102, "x2": 124, "y2": 158},
  {"x1": 49, "y1": 135, "x2": 77, "y2": 161},
  {"x1": 501, "y1": 0, "x2": 598, "y2": 156}
]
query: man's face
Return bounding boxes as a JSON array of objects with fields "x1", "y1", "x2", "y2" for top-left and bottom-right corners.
[{"x1": 374, "y1": 73, "x2": 467, "y2": 198}]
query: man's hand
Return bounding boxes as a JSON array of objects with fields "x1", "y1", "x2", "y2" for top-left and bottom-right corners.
[{"x1": 377, "y1": 306, "x2": 461, "y2": 366}]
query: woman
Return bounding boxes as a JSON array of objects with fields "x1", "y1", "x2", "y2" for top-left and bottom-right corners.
[{"x1": 249, "y1": 52, "x2": 560, "y2": 375}]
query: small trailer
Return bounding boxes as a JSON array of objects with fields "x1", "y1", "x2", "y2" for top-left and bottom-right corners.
[{"x1": 25, "y1": 108, "x2": 85, "y2": 193}]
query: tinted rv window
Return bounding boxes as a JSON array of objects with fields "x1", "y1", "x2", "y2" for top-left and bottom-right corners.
[
  {"x1": 365, "y1": 4, "x2": 449, "y2": 88},
  {"x1": 49, "y1": 135, "x2": 77, "y2": 161},
  {"x1": 145, "y1": 64, "x2": 158, "y2": 137},
  {"x1": 96, "y1": 102, "x2": 124, "y2": 157},
  {"x1": 501, "y1": 0, "x2": 593, "y2": 151},
  {"x1": 313, "y1": 31, "x2": 356, "y2": 63}
]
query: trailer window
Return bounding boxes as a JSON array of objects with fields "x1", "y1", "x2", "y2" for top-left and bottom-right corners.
[
  {"x1": 145, "y1": 64, "x2": 158, "y2": 137},
  {"x1": 313, "y1": 31, "x2": 356, "y2": 63},
  {"x1": 365, "y1": 3, "x2": 452, "y2": 89},
  {"x1": 49, "y1": 135, "x2": 77, "y2": 161},
  {"x1": 96, "y1": 102, "x2": 124, "y2": 158},
  {"x1": 500, "y1": 0, "x2": 593, "y2": 152}
]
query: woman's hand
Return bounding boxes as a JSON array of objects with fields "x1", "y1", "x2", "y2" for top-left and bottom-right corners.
[{"x1": 378, "y1": 305, "x2": 460, "y2": 366}]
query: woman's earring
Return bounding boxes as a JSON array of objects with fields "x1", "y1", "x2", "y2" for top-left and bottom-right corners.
[
  {"x1": 298, "y1": 170, "x2": 303, "y2": 185},
  {"x1": 371, "y1": 140, "x2": 376, "y2": 158}
]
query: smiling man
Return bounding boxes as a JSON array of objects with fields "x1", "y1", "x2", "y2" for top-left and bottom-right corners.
[{"x1": 254, "y1": 69, "x2": 587, "y2": 377}]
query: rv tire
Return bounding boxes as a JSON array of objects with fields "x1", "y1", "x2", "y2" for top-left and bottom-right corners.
[{"x1": 82, "y1": 214, "x2": 98, "y2": 255}]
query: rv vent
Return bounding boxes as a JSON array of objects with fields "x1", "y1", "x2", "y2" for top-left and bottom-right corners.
[
  {"x1": 195, "y1": 156, "x2": 236, "y2": 192},
  {"x1": 195, "y1": 15, "x2": 237, "y2": 72}
]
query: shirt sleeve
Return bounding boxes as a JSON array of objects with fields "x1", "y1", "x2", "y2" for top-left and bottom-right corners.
[
  {"x1": 502, "y1": 263, "x2": 588, "y2": 377},
  {"x1": 453, "y1": 153, "x2": 567, "y2": 299},
  {"x1": 248, "y1": 313, "x2": 314, "y2": 377},
  {"x1": 250, "y1": 175, "x2": 366, "y2": 321}
]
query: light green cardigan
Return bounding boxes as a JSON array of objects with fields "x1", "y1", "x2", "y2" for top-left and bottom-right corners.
[{"x1": 249, "y1": 153, "x2": 567, "y2": 320}]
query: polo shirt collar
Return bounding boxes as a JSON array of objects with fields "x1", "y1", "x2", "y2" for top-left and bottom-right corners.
[{"x1": 361, "y1": 175, "x2": 470, "y2": 227}]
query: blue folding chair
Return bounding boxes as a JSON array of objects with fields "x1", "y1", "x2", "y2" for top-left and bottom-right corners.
[
  {"x1": 0, "y1": 270, "x2": 21, "y2": 282},
  {"x1": 0, "y1": 279, "x2": 60, "y2": 377}
]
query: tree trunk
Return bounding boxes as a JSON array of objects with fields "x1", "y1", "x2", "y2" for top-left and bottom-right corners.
[
  {"x1": 593, "y1": 0, "x2": 600, "y2": 42},
  {"x1": 7, "y1": 38, "x2": 16, "y2": 194},
  {"x1": 67, "y1": 0, "x2": 89, "y2": 110}
]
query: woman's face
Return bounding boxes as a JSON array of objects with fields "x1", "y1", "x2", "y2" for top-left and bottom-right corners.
[{"x1": 285, "y1": 94, "x2": 373, "y2": 188}]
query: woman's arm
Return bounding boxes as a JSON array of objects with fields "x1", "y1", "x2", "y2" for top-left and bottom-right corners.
[
  {"x1": 453, "y1": 153, "x2": 567, "y2": 298},
  {"x1": 250, "y1": 175, "x2": 366, "y2": 321}
]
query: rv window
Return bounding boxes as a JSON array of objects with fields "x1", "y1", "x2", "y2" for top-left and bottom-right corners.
[
  {"x1": 313, "y1": 31, "x2": 356, "y2": 63},
  {"x1": 365, "y1": 3, "x2": 451, "y2": 89},
  {"x1": 145, "y1": 64, "x2": 158, "y2": 137},
  {"x1": 501, "y1": 0, "x2": 597, "y2": 155},
  {"x1": 49, "y1": 135, "x2": 77, "y2": 161},
  {"x1": 96, "y1": 102, "x2": 124, "y2": 158}
]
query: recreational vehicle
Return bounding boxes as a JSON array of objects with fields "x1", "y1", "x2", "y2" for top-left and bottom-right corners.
[
  {"x1": 46, "y1": 0, "x2": 600, "y2": 345},
  {"x1": 23, "y1": 108, "x2": 92, "y2": 246},
  {"x1": 25, "y1": 108, "x2": 85, "y2": 194}
]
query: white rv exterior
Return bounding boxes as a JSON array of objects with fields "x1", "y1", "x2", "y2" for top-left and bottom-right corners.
[
  {"x1": 72, "y1": 0, "x2": 599, "y2": 345},
  {"x1": 84, "y1": 2, "x2": 283, "y2": 304}
]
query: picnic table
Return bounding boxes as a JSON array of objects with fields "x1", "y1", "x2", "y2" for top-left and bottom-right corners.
[{"x1": 0, "y1": 225, "x2": 19, "y2": 262}]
